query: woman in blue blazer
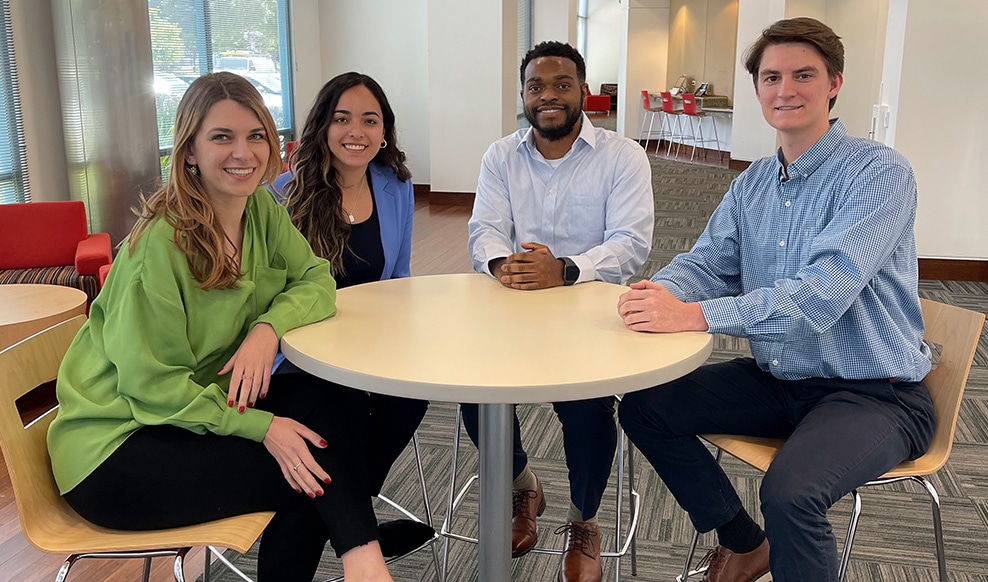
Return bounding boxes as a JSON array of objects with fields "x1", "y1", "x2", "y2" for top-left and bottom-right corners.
[{"x1": 269, "y1": 72, "x2": 430, "y2": 558}]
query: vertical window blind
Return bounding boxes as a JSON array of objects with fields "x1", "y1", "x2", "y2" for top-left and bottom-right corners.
[{"x1": 0, "y1": 0, "x2": 28, "y2": 204}]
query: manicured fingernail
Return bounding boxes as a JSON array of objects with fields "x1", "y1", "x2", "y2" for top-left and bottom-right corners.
[
  {"x1": 323, "y1": 477, "x2": 331, "y2": 484},
  {"x1": 228, "y1": 400, "x2": 234, "y2": 407},
  {"x1": 260, "y1": 393, "x2": 266, "y2": 399},
  {"x1": 247, "y1": 401, "x2": 254, "y2": 408},
  {"x1": 308, "y1": 492, "x2": 315, "y2": 499},
  {"x1": 316, "y1": 490, "x2": 323, "y2": 497},
  {"x1": 238, "y1": 405, "x2": 245, "y2": 413},
  {"x1": 294, "y1": 488, "x2": 301, "y2": 494},
  {"x1": 319, "y1": 440, "x2": 327, "y2": 447}
]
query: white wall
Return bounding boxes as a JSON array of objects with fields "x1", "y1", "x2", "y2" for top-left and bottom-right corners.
[
  {"x1": 291, "y1": 1, "x2": 430, "y2": 183},
  {"x1": 428, "y1": 0, "x2": 517, "y2": 193},
  {"x1": 8, "y1": 0, "x2": 69, "y2": 202},
  {"x1": 585, "y1": 0, "x2": 623, "y2": 94},
  {"x1": 887, "y1": 0, "x2": 988, "y2": 260},
  {"x1": 534, "y1": 0, "x2": 578, "y2": 45},
  {"x1": 620, "y1": 1, "x2": 671, "y2": 139}
]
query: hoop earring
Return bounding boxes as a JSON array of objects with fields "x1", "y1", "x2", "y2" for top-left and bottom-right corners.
[
  {"x1": 380, "y1": 140, "x2": 387, "y2": 149},
  {"x1": 186, "y1": 164, "x2": 199, "y2": 176}
]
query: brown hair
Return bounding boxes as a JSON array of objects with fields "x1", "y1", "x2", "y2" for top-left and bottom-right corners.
[
  {"x1": 281, "y1": 72, "x2": 411, "y2": 275},
  {"x1": 128, "y1": 72, "x2": 282, "y2": 289},
  {"x1": 743, "y1": 17, "x2": 844, "y2": 110}
]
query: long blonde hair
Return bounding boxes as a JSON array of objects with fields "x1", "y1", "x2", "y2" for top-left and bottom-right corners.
[{"x1": 128, "y1": 72, "x2": 282, "y2": 289}]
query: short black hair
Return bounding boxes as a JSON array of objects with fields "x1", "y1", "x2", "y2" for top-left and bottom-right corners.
[{"x1": 520, "y1": 41, "x2": 586, "y2": 86}]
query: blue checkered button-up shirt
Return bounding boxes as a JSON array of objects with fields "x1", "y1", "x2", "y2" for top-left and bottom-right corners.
[{"x1": 653, "y1": 120, "x2": 931, "y2": 382}]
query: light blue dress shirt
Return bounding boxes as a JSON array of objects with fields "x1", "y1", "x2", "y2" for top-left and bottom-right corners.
[
  {"x1": 653, "y1": 120, "x2": 931, "y2": 382},
  {"x1": 468, "y1": 114, "x2": 654, "y2": 284}
]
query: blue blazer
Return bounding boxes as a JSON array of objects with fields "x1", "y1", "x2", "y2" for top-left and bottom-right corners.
[{"x1": 269, "y1": 161, "x2": 414, "y2": 279}]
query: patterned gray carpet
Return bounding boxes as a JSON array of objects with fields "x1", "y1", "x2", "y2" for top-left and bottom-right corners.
[{"x1": 201, "y1": 157, "x2": 988, "y2": 581}]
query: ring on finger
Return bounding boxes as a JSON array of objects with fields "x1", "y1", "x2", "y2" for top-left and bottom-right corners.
[{"x1": 292, "y1": 462, "x2": 302, "y2": 472}]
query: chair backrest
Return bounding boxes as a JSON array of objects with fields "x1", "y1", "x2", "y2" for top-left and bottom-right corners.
[
  {"x1": 918, "y1": 298, "x2": 985, "y2": 469},
  {"x1": 0, "y1": 315, "x2": 87, "y2": 540},
  {"x1": 681, "y1": 93, "x2": 698, "y2": 115},
  {"x1": 660, "y1": 91, "x2": 676, "y2": 113},
  {"x1": 0, "y1": 201, "x2": 89, "y2": 270},
  {"x1": 640, "y1": 90, "x2": 651, "y2": 111}
]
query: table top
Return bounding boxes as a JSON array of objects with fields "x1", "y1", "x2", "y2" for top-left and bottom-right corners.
[
  {"x1": 282, "y1": 273, "x2": 713, "y2": 403},
  {"x1": 0, "y1": 284, "x2": 88, "y2": 328}
]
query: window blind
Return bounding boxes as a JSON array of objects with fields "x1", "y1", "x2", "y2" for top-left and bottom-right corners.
[{"x1": 0, "y1": 0, "x2": 28, "y2": 204}]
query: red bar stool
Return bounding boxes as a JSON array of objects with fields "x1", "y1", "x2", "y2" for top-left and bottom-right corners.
[
  {"x1": 679, "y1": 94, "x2": 722, "y2": 162},
  {"x1": 658, "y1": 91, "x2": 685, "y2": 157},
  {"x1": 638, "y1": 90, "x2": 665, "y2": 154}
]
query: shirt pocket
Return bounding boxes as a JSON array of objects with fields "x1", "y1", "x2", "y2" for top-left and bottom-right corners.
[
  {"x1": 559, "y1": 194, "x2": 606, "y2": 247},
  {"x1": 253, "y1": 251, "x2": 288, "y2": 312}
]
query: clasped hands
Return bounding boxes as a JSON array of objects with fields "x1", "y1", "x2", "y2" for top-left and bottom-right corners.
[
  {"x1": 491, "y1": 242, "x2": 565, "y2": 290},
  {"x1": 617, "y1": 280, "x2": 709, "y2": 333}
]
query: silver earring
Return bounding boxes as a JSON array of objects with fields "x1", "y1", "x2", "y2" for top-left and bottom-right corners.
[
  {"x1": 380, "y1": 140, "x2": 387, "y2": 149},
  {"x1": 186, "y1": 164, "x2": 199, "y2": 176}
]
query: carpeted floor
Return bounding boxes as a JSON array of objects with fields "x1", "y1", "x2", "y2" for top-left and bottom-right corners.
[{"x1": 201, "y1": 157, "x2": 988, "y2": 582}]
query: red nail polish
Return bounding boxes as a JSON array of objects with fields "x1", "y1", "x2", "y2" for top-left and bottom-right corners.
[
  {"x1": 316, "y1": 490, "x2": 323, "y2": 497},
  {"x1": 247, "y1": 402, "x2": 254, "y2": 408},
  {"x1": 294, "y1": 488, "x2": 301, "y2": 494},
  {"x1": 319, "y1": 440, "x2": 327, "y2": 447},
  {"x1": 323, "y1": 477, "x2": 331, "y2": 484},
  {"x1": 238, "y1": 405, "x2": 245, "y2": 413},
  {"x1": 308, "y1": 492, "x2": 315, "y2": 499},
  {"x1": 228, "y1": 400, "x2": 234, "y2": 407},
  {"x1": 260, "y1": 393, "x2": 266, "y2": 399}
]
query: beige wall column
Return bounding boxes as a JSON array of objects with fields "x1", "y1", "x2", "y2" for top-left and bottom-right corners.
[
  {"x1": 618, "y1": 0, "x2": 671, "y2": 139},
  {"x1": 533, "y1": 0, "x2": 578, "y2": 45}
]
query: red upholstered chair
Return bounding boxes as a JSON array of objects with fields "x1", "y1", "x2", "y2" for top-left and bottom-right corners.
[
  {"x1": 0, "y1": 201, "x2": 112, "y2": 304},
  {"x1": 282, "y1": 140, "x2": 298, "y2": 172},
  {"x1": 584, "y1": 93, "x2": 611, "y2": 115}
]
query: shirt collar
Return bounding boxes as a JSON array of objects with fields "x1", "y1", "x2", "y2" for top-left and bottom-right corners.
[
  {"x1": 776, "y1": 118, "x2": 846, "y2": 182},
  {"x1": 519, "y1": 112, "x2": 596, "y2": 159}
]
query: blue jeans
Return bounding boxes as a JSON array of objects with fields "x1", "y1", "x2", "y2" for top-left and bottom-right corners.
[
  {"x1": 618, "y1": 358, "x2": 935, "y2": 582},
  {"x1": 461, "y1": 397, "x2": 617, "y2": 520}
]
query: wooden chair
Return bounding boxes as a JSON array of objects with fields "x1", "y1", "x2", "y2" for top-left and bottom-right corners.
[
  {"x1": 678, "y1": 298, "x2": 985, "y2": 582},
  {"x1": 0, "y1": 316, "x2": 274, "y2": 582}
]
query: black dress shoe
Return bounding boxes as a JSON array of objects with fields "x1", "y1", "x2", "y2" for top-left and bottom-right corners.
[{"x1": 378, "y1": 519, "x2": 436, "y2": 558}]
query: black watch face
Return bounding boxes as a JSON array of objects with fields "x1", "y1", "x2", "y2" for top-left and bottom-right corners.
[{"x1": 564, "y1": 262, "x2": 579, "y2": 283}]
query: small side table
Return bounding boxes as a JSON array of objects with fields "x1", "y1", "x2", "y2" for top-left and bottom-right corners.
[{"x1": 0, "y1": 284, "x2": 88, "y2": 351}]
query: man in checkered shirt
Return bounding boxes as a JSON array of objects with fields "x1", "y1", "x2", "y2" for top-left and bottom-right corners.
[{"x1": 616, "y1": 17, "x2": 935, "y2": 582}]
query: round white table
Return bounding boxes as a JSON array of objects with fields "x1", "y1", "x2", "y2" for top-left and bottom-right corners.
[{"x1": 281, "y1": 273, "x2": 713, "y2": 581}]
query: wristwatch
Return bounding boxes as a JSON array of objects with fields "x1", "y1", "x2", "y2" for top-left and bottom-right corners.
[{"x1": 560, "y1": 257, "x2": 579, "y2": 286}]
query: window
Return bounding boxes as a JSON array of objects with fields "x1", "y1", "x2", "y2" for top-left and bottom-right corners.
[
  {"x1": 577, "y1": 0, "x2": 588, "y2": 58},
  {"x1": 0, "y1": 0, "x2": 28, "y2": 203},
  {"x1": 148, "y1": 0, "x2": 294, "y2": 172}
]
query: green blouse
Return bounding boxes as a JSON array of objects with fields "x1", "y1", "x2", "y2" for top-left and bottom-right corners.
[{"x1": 47, "y1": 188, "x2": 337, "y2": 494}]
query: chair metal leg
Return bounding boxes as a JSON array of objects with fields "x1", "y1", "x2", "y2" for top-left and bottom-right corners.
[
  {"x1": 208, "y1": 546, "x2": 255, "y2": 582},
  {"x1": 614, "y1": 428, "x2": 626, "y2": 582},
  {"x1": 171, "y1": 547, "x2": 191, "y2": 582},
  {"x1": 203, "y1": 546, "x2": 211, "y2": 582},
  {"x1": 411, "y1": 433, "x2": 446, "y2": 582},
  {"x1": 143, "y1": 556, "x2": 153, "y2": 582},
  {"x1": 710, "y1": 116, "x2": 722, "y2": 161},
  {"x1": 628, "y1": 438, "x2": 638, "y2": 576},
  {"x1": 441, "y1": 404, "x2": 464, "y2": 579},
  {"x1": 678, "y1": 528, "x2": 701, "y2": 582},
  {"x1": 913, "y1": 476, "x2": 948, "y2": 582},
  {"x1": 838, "y1": 489, "x2": 862, "y2": 581},
  {"x1": 639, "y1": 111, "x2": 651, "y2": 151},
  {"x1": 54, "y1": 555, "x2": 80, "y2": 582}
]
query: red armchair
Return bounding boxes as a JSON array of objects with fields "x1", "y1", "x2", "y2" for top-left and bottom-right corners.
[
  {"x1": 0, "y1": 201, "x2": 112, "y2": 303},
  {"x1": 584, "y1": 94, "x2": 611, "y2": 114}
]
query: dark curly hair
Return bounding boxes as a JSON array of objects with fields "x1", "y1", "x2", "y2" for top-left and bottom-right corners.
[{"x1": 520, "y1": 41, "x2": 586, "y2": 86}]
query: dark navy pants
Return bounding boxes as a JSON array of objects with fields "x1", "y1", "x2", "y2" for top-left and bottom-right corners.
[
  {"x1": 461, "y1": 397, "x2": 617, "y2": 520},
  {"x1": 618, "y1": 358, "x2": 935, "y2": 582}
]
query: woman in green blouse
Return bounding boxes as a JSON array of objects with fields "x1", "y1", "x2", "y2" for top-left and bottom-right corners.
[{"x1": 47, "y1": 72, "x2": 396, "y2": 582}]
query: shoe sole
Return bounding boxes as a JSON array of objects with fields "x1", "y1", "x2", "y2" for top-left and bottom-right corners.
[{"x1": 511, "y1": 495, "x2": 548, "y2": 558}]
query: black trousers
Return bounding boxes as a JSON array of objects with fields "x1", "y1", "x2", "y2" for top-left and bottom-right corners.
[
  {"x1": 64, "y1": 373, "x2": 428, "y2": 581},
  {"x1": 618, "y1": 358, "x2": 935, "y2": 582},
  {"x1": 461, "y1": 396, "x2": 617, "y2": 520}
]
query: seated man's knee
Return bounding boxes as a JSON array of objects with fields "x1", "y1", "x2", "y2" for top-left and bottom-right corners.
[
  {"x1": 617, "y1": 387, "x2": 676, "y2": 441},
  {"x1": 553, "y1": 397, "x2": 615, "y2": 428},
  {"x1": 760, "y1": 468, "x2": 831, "y2": 528}
]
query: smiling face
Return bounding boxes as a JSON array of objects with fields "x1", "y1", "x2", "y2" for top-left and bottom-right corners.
[
  {"x1": 185, "y1": 98, "x2": 271, "y2": 205},
  {"x1": 326, "y1": 84, "x2": 385, "y2": 174},
  {"x1": 522, "y1": 56, "x2": 588, "y2": 142},
  {"x1": 755, "y1": 42, "x2": 843, "y2": 147}
]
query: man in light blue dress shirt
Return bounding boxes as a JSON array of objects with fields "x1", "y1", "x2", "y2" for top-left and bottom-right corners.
[
  {"x1": 466, "y1": 41, "x2": 653, "y2": 582},
  {"x1": 617, "y1": 18, "x2": 935, "y2": 582}
]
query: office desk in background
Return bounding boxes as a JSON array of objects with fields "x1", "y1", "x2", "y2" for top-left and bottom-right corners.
[{"x1": 282, "y1": 273, "x2": 713, "y2": 582}]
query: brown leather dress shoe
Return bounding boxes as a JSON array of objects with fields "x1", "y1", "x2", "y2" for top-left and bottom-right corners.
[
  {"x1": 511, "y1": 476, "x2": 546, "y2": 557},
  {"x1": 698, "y1": 539, "x2": 770, "y2": 582},
  {"x1": 556, "y1": 521, "x2": 602, "y2": 582}
]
